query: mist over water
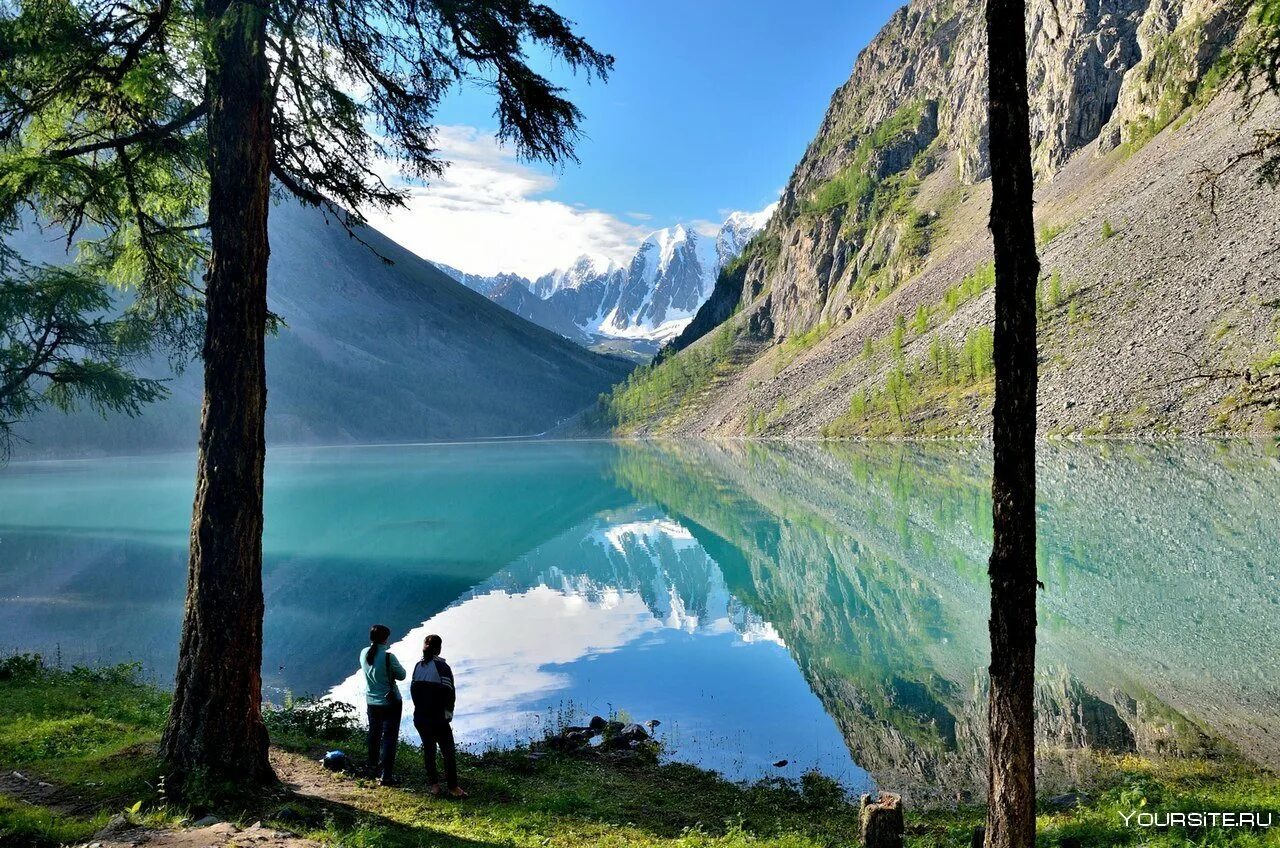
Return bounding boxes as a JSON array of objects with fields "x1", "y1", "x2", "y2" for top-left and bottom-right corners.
[{"x1": 2, "y1": 440, "x2": 1277, "y2": 796}]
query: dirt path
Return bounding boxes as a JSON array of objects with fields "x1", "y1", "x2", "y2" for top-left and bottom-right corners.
[{"x1": 3, "y1": 750, "x2": 375, "y2": 848}]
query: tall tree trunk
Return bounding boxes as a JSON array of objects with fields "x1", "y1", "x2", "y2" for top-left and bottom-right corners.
[
  {"x1": 160, "y1": 0, "x2": 274, "y2": 787},
  {"x1": 984, "y1": 0, "x2": 1040, "y2": 844}
]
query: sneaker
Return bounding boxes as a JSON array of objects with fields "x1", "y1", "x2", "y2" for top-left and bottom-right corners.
[
  {"x1": 428, "y1": 783, "x2": 442, "y2": 797},
  {"x1": 448, "y1": 787, "x2": 469, "y2": 799},
  {"x1": 379, "y1": 777, "x2": 400, "y2": 787}
]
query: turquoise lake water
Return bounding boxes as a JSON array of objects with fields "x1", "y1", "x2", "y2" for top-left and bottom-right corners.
[{"x1": 2, "y1": 440, "x2": 1277, "y2": 798}]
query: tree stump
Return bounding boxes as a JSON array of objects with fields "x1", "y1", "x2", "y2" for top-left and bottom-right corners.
[{"x1": 859, "y1": 793, "x2": 904, "y2": 848}]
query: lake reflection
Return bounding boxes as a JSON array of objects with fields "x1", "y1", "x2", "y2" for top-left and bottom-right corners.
[{"x1": 2, "y1": 439, "x2": 1277, "y2": 798}]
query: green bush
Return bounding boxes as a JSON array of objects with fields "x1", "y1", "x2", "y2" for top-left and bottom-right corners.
[
  {"x1": 264, "y1": 694, "x2": 358, "y2": 742},
  {"x1": 1047, "y1": 271, "x2": 1063, "y2": 308},
  {"x1": 1037, "y1": 222, "x2": 1066, "y2": 245},
  {"x1": 911, "y1": 304, "x2": 929, "y2": 334},
  {"x1": 890, "y1": 315, "x2": 907, "y2": 359}
]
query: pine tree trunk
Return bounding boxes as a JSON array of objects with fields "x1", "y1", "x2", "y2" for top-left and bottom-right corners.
[
  {"x1": 984, "y1": 0, "x2": 1040, "y2": 845},
  {"x1": 160, "y1": 0, "x2": 274, "y2": 787}
]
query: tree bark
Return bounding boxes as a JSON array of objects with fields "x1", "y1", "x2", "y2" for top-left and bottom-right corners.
[
  {"x1": 984, "y1": 0, "x2": 1040, "y2": 845},
  {"x1": 160, "y1": 0, "x2": 274, "y2": 787}
]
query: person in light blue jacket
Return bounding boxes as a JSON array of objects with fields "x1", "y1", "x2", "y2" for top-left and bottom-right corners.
[{"x1": 361, "y1": 623, "x2": 406, "y2": 785}]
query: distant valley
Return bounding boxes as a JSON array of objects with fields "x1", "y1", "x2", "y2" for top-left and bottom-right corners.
[{"x1": 8, "y1": 201, "x2": 633, "y2": 458}]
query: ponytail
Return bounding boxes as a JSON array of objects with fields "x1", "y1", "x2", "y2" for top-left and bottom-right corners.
[
  {"x1": 366, "y1": 624, "x2": 391, "y2": 665},
  {"x1": 423, "y1": 633, "x2": 442, "y2": 661}
]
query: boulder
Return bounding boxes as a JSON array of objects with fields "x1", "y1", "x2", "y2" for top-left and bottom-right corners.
[
  {"x1": 619, "y1": 722, "x2": 649, "y2": 742},
  {"x1": 602, "y1": 722, "x2": 649, "y2": 750},
  {"x1": 1046, "y1": 792, "x2": 1089, "y2": 811},
  {"x1": 588, "y1": 715, "x2": 608, "y2": 732},
  {"x1": 95, "y1": 814, "x2": 131, "y2": 837}
]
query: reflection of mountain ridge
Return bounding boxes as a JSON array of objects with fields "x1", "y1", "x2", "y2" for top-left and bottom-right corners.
[
  {"x1": 461, "y1": 509, "x2": 782, "y2": 645},
  {"x1": 613, "y1": 441, "x2": 1280, "y2": 802}
]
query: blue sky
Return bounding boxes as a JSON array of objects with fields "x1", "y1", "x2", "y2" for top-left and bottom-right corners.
[{"x1": 369, "y1": 0, "x2": 904, "y2": 277}]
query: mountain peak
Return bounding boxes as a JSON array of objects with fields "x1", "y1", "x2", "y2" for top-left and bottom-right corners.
[{"x1": 439, "y1": 205, "x2": 774, "y2": 354}]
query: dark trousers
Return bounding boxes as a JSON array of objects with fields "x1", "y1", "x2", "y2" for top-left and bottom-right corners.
[
  {"x1": 367, "y1": 701, "x2": 402, "y2": 781},
  {"x1": 414, "y1": 716, "x2": 458, "y2": 789}
]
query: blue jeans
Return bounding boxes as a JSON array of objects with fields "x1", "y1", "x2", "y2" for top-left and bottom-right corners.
[{"x1": 366, "y1": 701, "x2": 402, "y2": 781}]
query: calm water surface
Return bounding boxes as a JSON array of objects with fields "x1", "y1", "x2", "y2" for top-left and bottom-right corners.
[{"x1": 2, "y1": 440, "x2": 1277, "y2": 799}]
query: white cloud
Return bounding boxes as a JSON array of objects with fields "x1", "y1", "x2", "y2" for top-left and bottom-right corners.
[
  {"x1": 688, "y1": 219, "x2": 721, "y2": 238},
  {"x1": 365, "y1": 126, "x2": 650, "y2": 278}
]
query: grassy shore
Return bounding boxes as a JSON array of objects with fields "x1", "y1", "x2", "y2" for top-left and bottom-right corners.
[{"x1": 1, "y1": 657, "x2": 1277, "y2": 847}]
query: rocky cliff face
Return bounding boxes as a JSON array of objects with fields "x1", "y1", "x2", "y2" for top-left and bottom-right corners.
[{"x1": 627, "y1": 0, "x2": 1275, "y2": 437}]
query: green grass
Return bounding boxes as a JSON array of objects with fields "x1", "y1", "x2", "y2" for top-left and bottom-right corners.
[{"x1": 3, "y1": 658, "x2": 1278, "y2": 848}]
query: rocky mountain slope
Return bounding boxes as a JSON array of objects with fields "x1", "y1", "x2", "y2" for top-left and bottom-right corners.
[
  {"x1": 439, "y1": 208, "x2": 774, "y2": 359},
  {"x1": 606, "y1": 0, "x2": 1279, "y2": 437},
  {"x1": 9, "y1": 200, "x2": 633, "y2": 458}
]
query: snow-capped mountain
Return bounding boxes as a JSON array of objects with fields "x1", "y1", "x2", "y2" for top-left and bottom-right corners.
[
  {"x1": 430, "y1": 262, "x2": 530, "y2": 298},
  {"x1": 591, "y1": 223, "x2": 720, "y2": 342},
  {"x1": 435, "y1": 204, "x2": 775, "y2": 358},
  {"x1": 716, "y1": 206, "x2": 775, "y2": 268},
  {"x1": 530, "y1": 255, "x2": 620, "y2": 299}
]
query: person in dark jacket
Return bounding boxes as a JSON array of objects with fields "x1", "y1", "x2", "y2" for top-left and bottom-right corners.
[
  {"x1": 411, "y1": 633, "x2": 466, "y2": 797},
  {"x1": 361, "y1": 624, "x2": 406, "y2": 786}
]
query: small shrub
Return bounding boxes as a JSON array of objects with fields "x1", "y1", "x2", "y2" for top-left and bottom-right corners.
[
  {"x1": 264, "y1": 695, "x2": 358, "y2": 741},
  {"x1": 0, "y1": 654, "x2": 44, "y2": 682},
  {"x1": 890, "y1": 315, "x2": 907, "y2": 359},
  {"x1": 1047, "y1": 271, "x2": 1063, "y2": 308},
  {"x1": 799, "y1": 770, "x2": 846, "y2": 809},
  {"x1": 1037, "y1": 222, "x2": 1066, "y2": 245},
  {"x1": 1101, "y1": 219, "x2": 1117, "y2": 239},
  {"x1": 911, "y1": 304, "x2": 929, "y2": 334},
  {"x1": 942, "y1": 262, "x2": 995, "y2": 315},
  {"x1": 849, "y1": 390, "x2": 868, "y2": 419}
]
